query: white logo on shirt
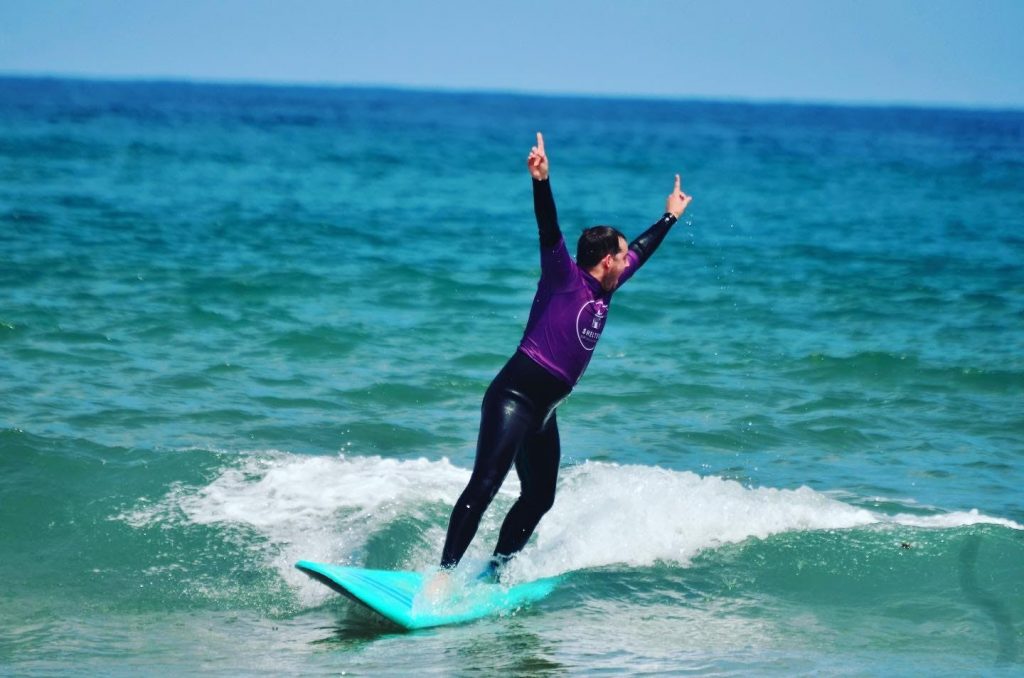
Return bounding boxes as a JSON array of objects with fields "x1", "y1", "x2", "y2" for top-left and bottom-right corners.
[{"x1": 576, "y1": 300, "x2": 608, "y2": 351}]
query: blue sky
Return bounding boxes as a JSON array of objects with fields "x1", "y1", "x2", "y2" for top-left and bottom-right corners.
[{"x1": 2, "y1": 0, "x2": 1022, "y2": 108}]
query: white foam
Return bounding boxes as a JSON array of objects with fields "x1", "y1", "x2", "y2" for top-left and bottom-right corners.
[
  {"x1": 118, "y1": 452, "x2": 1022, "y2": 598},
  {"x1": 885, "y1": 508, "x2": 1023, "y2": 530},
  {"x1": 513, "y1": 463, "x2": 864, "y2": 577},
  {"x1": 514, "y1": 462, "x2": 1024, "y2": 580},
  {"x1": 118, "y1": 452, "x2": 489, "y2": 603}
]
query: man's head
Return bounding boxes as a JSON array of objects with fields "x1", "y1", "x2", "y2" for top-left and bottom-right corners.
[{"x1": 577, "y1": 226, "x2": 629, "y2": 291}]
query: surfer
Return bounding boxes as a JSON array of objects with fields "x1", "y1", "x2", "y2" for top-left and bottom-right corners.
[{"x1": 439, "y1": 132, "x2": 692, "y2": 579}]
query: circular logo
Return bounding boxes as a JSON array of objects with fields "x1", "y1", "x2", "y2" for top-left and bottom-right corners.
[{"x1": 576, "y1": 300, "x2": 608, "y2": 351}]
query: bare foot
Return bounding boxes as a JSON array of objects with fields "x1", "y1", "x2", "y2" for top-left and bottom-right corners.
[{"x1": 421, "y1": 570, "x2": 453, "y2": 603}]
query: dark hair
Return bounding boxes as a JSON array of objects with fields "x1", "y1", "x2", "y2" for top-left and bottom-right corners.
[{"x1": 576, "y1": 226, "x2": 626, "y2": 268}]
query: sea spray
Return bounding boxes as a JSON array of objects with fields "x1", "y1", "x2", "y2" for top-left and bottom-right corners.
[{"x1": 117, "y1": 451, "x2": 1022, "y2": 597}]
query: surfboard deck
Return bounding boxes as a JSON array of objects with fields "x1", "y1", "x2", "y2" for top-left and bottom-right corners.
[{"x1": 295, "y1": 560, "x2": 558, "y2": 629}]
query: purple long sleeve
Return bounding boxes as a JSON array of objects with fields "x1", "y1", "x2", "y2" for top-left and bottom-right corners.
[{"x1": 517, "y1": 183, "x2": 674, "y2": 386}]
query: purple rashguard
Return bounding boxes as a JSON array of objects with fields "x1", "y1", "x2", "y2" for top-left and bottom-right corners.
[
  {"x1": 519, "y1": 179, "x2": 676, "y2": 386},
  {"x1": 518, "y1": 234, "x2": 642, "y2": 386}
]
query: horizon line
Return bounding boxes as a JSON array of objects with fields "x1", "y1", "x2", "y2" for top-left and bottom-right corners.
[{"x1": 2, "y1": 70, "x2": 1022, "y2": 115}]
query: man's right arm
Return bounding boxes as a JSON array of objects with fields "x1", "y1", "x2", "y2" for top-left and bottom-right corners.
[
  {"x1": 527, "y1": 132, "x2": 561, "y2": 249},
  {"x1": 533, "y1": 178, "x2": 561, "y2": 249}
]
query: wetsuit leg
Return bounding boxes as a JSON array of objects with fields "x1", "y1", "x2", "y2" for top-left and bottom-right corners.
[
  {"x1": 439, "y1": 384, "x2": 534, "y2": 569},
  {"x1": 493, "y1": 411, "x2": 561, "y2": 559},
  {"x1": 439, "y1": 351, "x2": 570, "y2": 570}
]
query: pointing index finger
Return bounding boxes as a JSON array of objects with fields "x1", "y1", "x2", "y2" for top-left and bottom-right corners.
[
  {"x1": 536, "y1": 132, "x2": 545, "y2": 155},
  {"x1": 674, "y1": 174, "x2": 681, "y2": 193}
]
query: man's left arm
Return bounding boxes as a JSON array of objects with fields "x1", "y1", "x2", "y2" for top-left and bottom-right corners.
[{"x1": 628, "y1": 174, "x2": 693, "y2": 268}]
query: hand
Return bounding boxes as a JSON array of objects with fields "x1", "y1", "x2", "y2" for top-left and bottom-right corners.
[
  {"x1": 666, "y1": 174, "x2": 692, "y2": 218},
  {"x1": 527, "y1": 132, "x2": 549, "y2": 181}
]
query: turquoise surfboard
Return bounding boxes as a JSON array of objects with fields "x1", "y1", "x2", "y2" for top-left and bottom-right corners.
[{"x1": 296, "y1": 560, "x2": 559, "y2": 629}]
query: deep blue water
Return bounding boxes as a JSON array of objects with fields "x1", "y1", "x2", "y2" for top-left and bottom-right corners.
[{"x1": 2, "y1": 76, "x2": 1022, "y2": 675}]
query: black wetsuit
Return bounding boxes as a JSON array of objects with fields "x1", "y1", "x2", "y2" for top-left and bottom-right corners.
[{"x1": 439, "y1": 179, "x2": 676, "y2": 569}]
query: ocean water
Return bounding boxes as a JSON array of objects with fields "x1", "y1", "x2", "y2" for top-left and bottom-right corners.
[{"x1": 1, "y1": 76, "x2": 1022, "y2": 675}]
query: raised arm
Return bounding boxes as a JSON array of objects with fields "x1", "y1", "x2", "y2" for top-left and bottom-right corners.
[
  {"x1": 629, "y1": 174, "x2": 692, "y2": 265},
  {"x1": 527, "y1": 132, "x2": 561, "y2": 249}
]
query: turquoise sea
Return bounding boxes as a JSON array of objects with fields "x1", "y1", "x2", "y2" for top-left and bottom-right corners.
[{"x1": 1, "y1": 77, "x2": 1022, "y2": 675}]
